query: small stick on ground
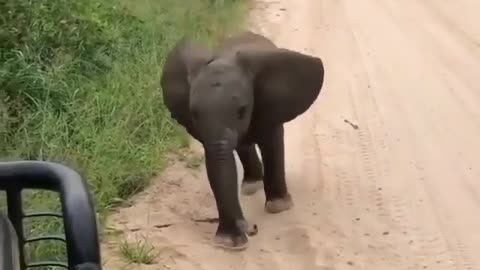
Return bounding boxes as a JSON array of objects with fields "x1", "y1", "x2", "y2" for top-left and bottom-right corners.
[
  {"x1": 154, "y1": 223, "x2": 173, "y2": 229},
  {"x1": 192, "y1": 217, "x2": 219, "y2": 223},
  {"x1": 344, "y1": 119, "x2": 359, "y2": 130}
]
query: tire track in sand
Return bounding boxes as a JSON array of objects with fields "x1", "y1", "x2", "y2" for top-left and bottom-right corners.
[{"x1": 344, "y1": 1, "x2": 480, "y2": 269}]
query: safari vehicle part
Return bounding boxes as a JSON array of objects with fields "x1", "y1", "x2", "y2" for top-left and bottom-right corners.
[{"x1": 0, "y1": 161, "x2": 102, "y2": 270}]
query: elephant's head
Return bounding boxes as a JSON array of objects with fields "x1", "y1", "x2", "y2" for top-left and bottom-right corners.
[
  {"x1": 188, "y1": 54, "x2": 254, "y2": 148},
  {"x1": 166, "y1": 33, "x2": 324, "y2": 150},
  {"x1": 160, "y1": 31, "x2": 324, "y2": 249}
]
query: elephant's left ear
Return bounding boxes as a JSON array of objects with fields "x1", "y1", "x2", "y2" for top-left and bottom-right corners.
[
  {"x1": 236, "y1": 48, "x2": 325, "y2": 125},
  {"x1": 160, "y1": 38, "x2": 213, "y2": 129},
  {"x1": 162, "y1": 38, "x2": 214, "y2": 84}
]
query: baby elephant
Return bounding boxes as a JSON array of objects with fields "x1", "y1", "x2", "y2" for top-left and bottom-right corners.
[{"x1": 160, "y1": 31, "x2": 325, "y2": 250}]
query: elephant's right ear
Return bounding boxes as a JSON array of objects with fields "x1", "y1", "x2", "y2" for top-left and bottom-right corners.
[
  {"x1": 236, "y1": 48, "x2": 325, "y2": 126},
  {"x1": 160, "y1": 38, "x2": 213, "y2": 128}
]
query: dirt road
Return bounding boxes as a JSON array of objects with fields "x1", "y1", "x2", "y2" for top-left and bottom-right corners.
[{"x1": 103, "y1": 0, "x2": 480, "y2": 269}]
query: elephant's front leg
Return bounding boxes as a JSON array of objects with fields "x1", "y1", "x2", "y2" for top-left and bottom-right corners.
[
  {"x1": 204, "y1": 146, "x2": 256, "y2": 250},
  {"x1": 236, "y1": 144, "x2": 264, "y2": 195},
  {"x1": 257, "y1": 125, "x2": 294, "y2": 213}
]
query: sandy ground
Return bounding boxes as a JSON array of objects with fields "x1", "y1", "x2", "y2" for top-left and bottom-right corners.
[{"x1": 102, "y1": 0, "x2": 480, "y2": 269}]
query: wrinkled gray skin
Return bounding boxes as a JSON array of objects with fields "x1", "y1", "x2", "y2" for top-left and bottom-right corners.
[{"x1": 160, "y1": 31, "x2": 325, "y2": 250}]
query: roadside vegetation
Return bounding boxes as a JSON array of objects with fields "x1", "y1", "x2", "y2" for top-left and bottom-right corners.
[{"x1": 0, "y1": 0, "x2": 248, "y2": 266}]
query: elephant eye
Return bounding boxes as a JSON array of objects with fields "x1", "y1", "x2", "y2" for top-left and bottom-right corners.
[{"x1": 237, "y1": 106, "x2": 247, "y2": 120}]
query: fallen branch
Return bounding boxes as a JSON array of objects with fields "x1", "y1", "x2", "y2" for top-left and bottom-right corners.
[
  {"x1": 344, "y1": 119, "x2": 359, "y2": 130},
  {"x1": 192, "y1": 217, "x2": 219, "y2": 223},
  {"x1": 154, "y1": 223, "x2": 173, "y2": 228}
]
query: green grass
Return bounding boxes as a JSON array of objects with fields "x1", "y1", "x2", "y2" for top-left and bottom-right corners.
[
  {"x1": 0, "y1": 0, "x2": 248, "y2": 267},
  {"x1": 119, "y1": 237, "x2": 159, "y2": 265}
]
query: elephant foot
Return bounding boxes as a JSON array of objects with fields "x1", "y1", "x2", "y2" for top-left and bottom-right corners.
[
  {"x1": 265, "y1": 193, "x2": 294, "y2": 214},
  {"x1": 213, "y1": 233, "x2": 249, "y2": 250},
  {"x1": 212, "y1": 219, "x2": 258, "y2": 251},
  {"x1": 241, "y1": 179, "x2": 263, "y2": 195}
]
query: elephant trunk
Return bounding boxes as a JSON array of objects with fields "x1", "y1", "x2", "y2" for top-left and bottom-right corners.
[{"x1": 204, "y1": 140, "x2": 245, "y2": 229}]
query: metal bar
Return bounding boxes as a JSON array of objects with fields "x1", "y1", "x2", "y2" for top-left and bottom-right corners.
[
  {"x1": 26, "y1": 261, "x2": 68, "y2": 269},
  {"x1": 6, "y1": 188, "x2": 26, "y2": 270},
  {"x1": 23, "y1": 211, "x2": 63, "y2": 219},
  {"x1": 25, "y1": 235, "x2": 66, "y2": 243}
]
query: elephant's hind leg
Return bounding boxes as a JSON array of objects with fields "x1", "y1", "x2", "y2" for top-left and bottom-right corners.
[
  {"x1": 258, "y1": 125, "x2": 293, "y2": 213},
  {"x1": 236, "y1": 144, "x2": 264, "y2": 195}
]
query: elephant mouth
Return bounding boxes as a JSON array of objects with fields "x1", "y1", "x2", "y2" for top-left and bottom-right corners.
[{"x1": 203, "y1": 128, "x2": 239, "y2": 152}]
